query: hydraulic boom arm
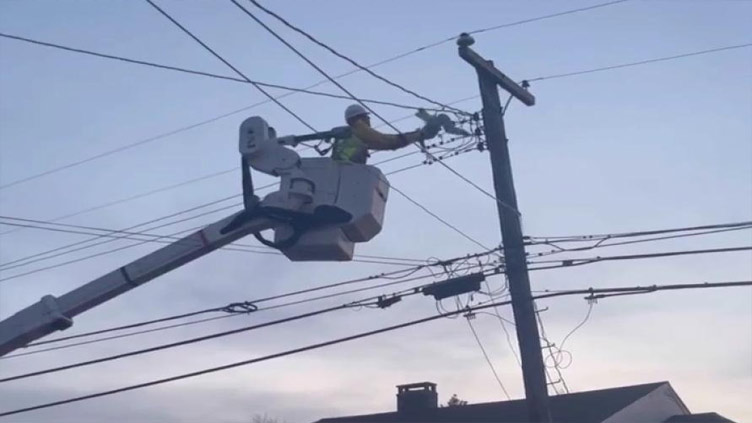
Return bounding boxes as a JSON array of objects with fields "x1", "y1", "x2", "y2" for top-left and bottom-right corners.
[
  {"x1": 0, "y1": 115, "x2": 391, "y2": 356},
  {"x1": 0, "y1": 212, "x2": 276, "y2": 356}
]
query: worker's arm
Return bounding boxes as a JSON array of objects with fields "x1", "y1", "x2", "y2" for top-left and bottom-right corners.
[{"x1": 351, "y1": 121, "x2": 424, "y2": 151}]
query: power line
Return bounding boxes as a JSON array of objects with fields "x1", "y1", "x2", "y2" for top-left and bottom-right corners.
[
  {"x1": 0, "y1": 32, "x2": 441, "y2": 110},
  {"x1": 558, "y1": 302, "x2": 594, "y2": 353},
  {"x1": 0, "y1": 138, "x2": 481, "y2": 279},
  {"x1": 526, "y1": 222, "x2": 752, "y2": 258},
  {"x1": 480, "y1": 276, "x2": 521, "y2": 366},
  {"x1": 527, "y1": 246, "x2": 752, "y2": 270},
  {"x1": 526, "y1": 43, "x2": 752, "y2": 82},
  {"x1": 0, "y1": 123, "x2": 470, "y2": 243},
  {"x1": 232, "y1": 0, "x2": 509, "y2": 214},
  {"x1": 0, "y1": 135, "x2": 473, "y2": 268},
  {"x1": 143, "y1": 3, "x2": 490, "y2": 256},
  {"x1": 0, "y1": 169, "x2": 236, "y2": 237},
  {"x1": 0, "y1": 2, "x2": 718, "y2": 192},
  {"x1": 467, "y1": 0, "x2": 630, "y2": 36},
  {"x1": 465, "y1": 318, "x2": 512, "y2": 400},
  {"x1": 3, "y1": 256, "x2": 498, "y2": 358},
  {"x1": 144, "y1": 0, "x2": 317, "y2": 133},
  {"x1": 7, "y1": 251, "x2": 499, "y2": 355},
  {"x1": 2, "y1": 279, "x2": 749, "y2": 417},
  {"x1": 20, "y1": 305, "x2": 246, "y2": 348},
  {"x1": 0, "y1": 217, "x2": 424, "y2": 267},
  {"x1": 0, "y1": 195, "x2": 239, "y2": 270},
  {"x1": 526, "y1": 221, "x2": 752, "y2": 243},
  {"x1": 1, "y1": 260, "x2": 495, "y2": 360},
  {"x1": 0, "y1": 303, "x2": 350, "y2": 383},
  {"x1": 244, "y1": 0, "x2": 468, "y2": 116},
  {"x1": 387, "y1": 185, "x2": 490, "y2": 251},
  {"x1": 1, "y1": 314, "x2": 237, "y2": 359},
  {"x1": 0, "y1": 204, "x2": 238, "y2": 282}
]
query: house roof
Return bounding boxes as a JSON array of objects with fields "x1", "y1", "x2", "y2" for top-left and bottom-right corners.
[
  {"x1": 664, "y1": 412, "x2": 736, "y2": 423},
  {"x1": 317, "y1": 382, "x2": 667, "y2": 423}
]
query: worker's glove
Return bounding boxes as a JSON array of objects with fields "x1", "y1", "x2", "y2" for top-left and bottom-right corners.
[{"x1": 420, "y1": 119, "x2": 441, "y2": 140}]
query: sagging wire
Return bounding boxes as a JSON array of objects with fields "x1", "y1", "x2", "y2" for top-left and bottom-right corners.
[{"x1": 535, "y1": 297, "x2": 598, "y2": 395}]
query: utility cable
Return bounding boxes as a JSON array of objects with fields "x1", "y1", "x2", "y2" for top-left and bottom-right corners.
[
  {"x1": 146, "y1": 3, "x2": 489, "y2": 254},
  {"x1": 0, "y1": 303, "x2": 351, "y2": 383},
  {"x1": 0, "y1": 204, "x2": 240, "y2": 282},
  {"x1": 232, "y1": 0, "x2": 511, "y2": 215},
  {"x1": 0, "y1": 33, "x2": 445, "y2": 113},
  {"x1": 0, "y1": 4, "x2": 730, "y2": 191},
  {"x1": 526, "y1": 221, "x2": 752, "y2": 243},
  {"x1": 1, "y1": 262, "x2": 496, "y2": 368},
  {"x1": 558, "y1": 302, "x2": 594, "y2": 354},
  {"x1": 6, "y1": 262, "x2": 496, "y2": 357},
  {"x1": 465, "y1": 318, "x2": 512, "y2": 399},
  {"x1": 387, "y1": 185, "x2": 490, "y2": 250},
  {"x1": 144, "y1": 0, "x2": 316, "y2": 133},
  {"x1": 527, "y1": 246, "x2": 752, "y2": 270},
  {"x1": 528, "y1": 225, "x2": 752, "y2": 258},
  {"x1": 526, "y1": 43, "x2": 752, "y2": 82},
  {"x1": 244, "y1": 0, "x2": 468, "y2": 116},
  {"x1": 526, "y1": 222, "x2": 752, "y2": 258},
  {"x1": 2, "y1": 279, "x2": 749, "y2": 417},
  {"x1": 0, "y1": 194, "x2": 240, "y2": 270},
  {"x1": 3, "y1": 250, "x2": 499, "y2": 356},
  {"x1": 0, "y1": 217, "x2": 424, "y2": 267},
  {"x1": 0, "y1": 136, "x2": 482, "y2": 279}
]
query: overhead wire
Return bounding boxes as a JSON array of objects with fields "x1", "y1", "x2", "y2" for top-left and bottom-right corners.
[
  {"x1": 234, "y1": 0, "x2": 513, "y2": 216},
  {"x1": 2, "y1": 260, "x2": 497, "y2": 359},
  {"x1": 0, "y1": 217, "x2": 424, "y2": 267},
  {"x1": 0, "y1": 168, "x2": 236, "y2": 237},
  {"x1": 0, "y1": 133, "x2": 471, "y2": 263},
  {"x1": 526, "y1": 246, "x2": 752, "y2": 271},
  {"x1": 0, "y1": 194, "x2": 240, "y2": 270},
  {"x1": 149, "y1": 0, "x2": 492, "y2": 257},
  {"x1": 526, "y1": 43, "x2": 752, "y2": 83},
  {"x1": 0, "y1": 3, "x2": 738, "y2": 191},
  {"x1": 525, "y1": 222, "x2": 752, "y2": 258},
  {"x1": 558, "y1": 302, "x2": 595, "y2": 354},
  {"x1": 244, "y1": 0, "x2": 468, "y2": 116},
  {"x1": 0, "y1": 204, "x2": 240, "y2": 282},
  {"x1": 0, "y1": 33, "x2": 446, "y2": 113},
  {"x1": 465, "y1": 318, "x2": 512, "y2": 400},
  {"x1": 4, "y1": 248, "x2": 500, "y2": 356},
  {"x1": 526, "y1": 221, "x2": 752, "y2": 243},
  {"x1": 2, "y1": 279, "x2": 750, "y2": 417},
  {"x1": 144, "y1": 0, "x2": 319, "y2": 134},
  {"x1": 0, "y1": 112, "x2": 473, "y2": 243},
  {"x1": 0, "y1": 134, "x2": 482, "y2": 279}
]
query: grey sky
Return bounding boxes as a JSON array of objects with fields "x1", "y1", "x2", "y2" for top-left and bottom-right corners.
[{"x1": 0, "y1": 0, "x2": 751, "y2": 422}]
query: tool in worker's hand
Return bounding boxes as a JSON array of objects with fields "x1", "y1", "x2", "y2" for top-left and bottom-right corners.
[{"x1": 415, "y1": 109, "x2": 471, "y2": 136}]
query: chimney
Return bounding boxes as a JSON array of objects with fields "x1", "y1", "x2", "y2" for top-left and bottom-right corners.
[{"x1": 396, "y1": 382, "x2": 438, "y2": 412}]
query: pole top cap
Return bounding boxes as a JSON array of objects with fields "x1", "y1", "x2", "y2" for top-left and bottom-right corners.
[{"x1": 457, "y1": 33, "x2": 475, "y2": 48}]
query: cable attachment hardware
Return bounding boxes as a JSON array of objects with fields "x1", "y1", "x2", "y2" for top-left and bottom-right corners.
[{"x1": 222, "y1": 301, "x2": 259, "y2": 314}]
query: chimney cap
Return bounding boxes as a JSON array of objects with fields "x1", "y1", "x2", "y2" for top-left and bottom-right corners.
[{"x1": 397, "y1": 382, "x2": 437, "y2": 392}]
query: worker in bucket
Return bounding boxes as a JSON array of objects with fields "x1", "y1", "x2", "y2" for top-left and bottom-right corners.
[{"x1": 332, "y1": 104, "x2": 442, "y2": 164}]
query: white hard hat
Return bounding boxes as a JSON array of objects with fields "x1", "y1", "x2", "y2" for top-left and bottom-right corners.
[{"x1": 344, "y1": 104, "x2": 368, "y2": 122}]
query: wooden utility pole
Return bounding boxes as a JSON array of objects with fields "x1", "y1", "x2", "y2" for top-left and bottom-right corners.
[{"x1": 457, "y1": 33, "x2": 551, "y2": 422}]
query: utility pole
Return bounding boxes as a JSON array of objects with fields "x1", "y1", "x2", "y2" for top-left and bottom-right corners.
[{"x1": 457, "y1": 33, "x2": 551, "y2": 422}]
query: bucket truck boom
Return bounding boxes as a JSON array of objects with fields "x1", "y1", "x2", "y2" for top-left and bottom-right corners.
[{"x1": 0, "y1": 116, "x2": 389, "y2": 356}]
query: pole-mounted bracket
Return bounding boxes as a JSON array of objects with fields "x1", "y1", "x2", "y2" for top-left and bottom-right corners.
[{"x1": 457, "y1": 33, "x2": 536, "y2": 107}]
